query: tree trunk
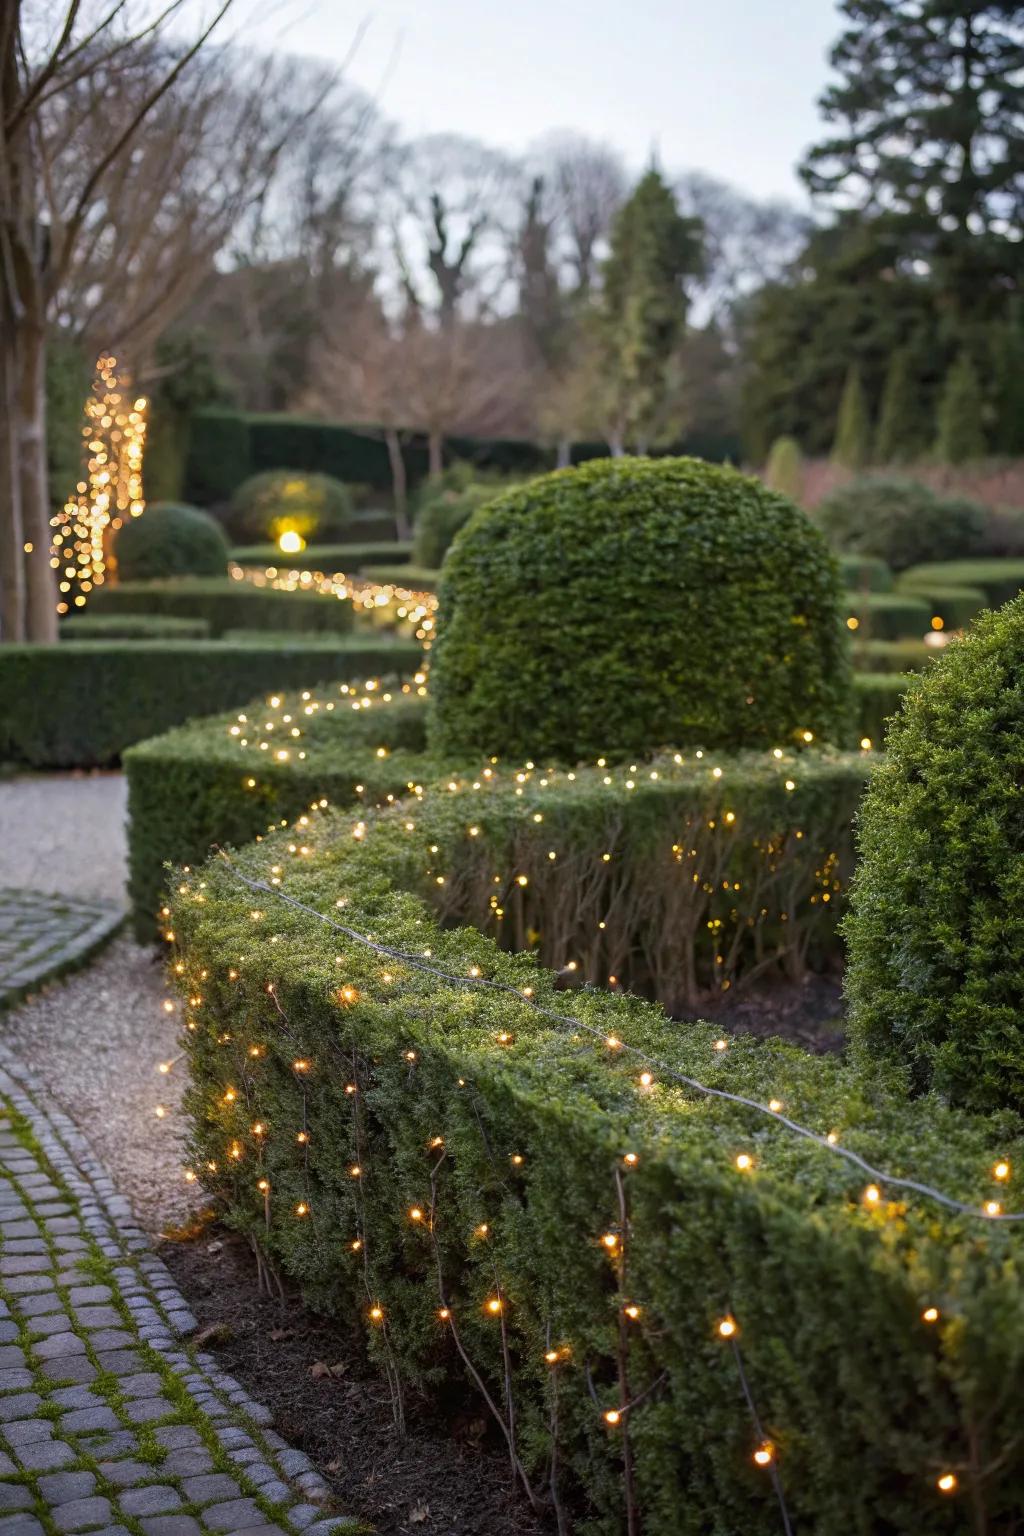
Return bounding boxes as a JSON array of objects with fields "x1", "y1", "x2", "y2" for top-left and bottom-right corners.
[
  {"x1": 609, "y1": 434, "x2": 625, "y2": 458},
  {"x1": 556, "y1": 436, "x2": 571, "y2": 469},
  {"x1": 428, "y1": 428, "x2": 443, "y2": 480},
  {"x1": 385, "y1": 427, "x2": 410, "y2": 540},
  {"x1": 18, "y1": 316, "x2": 57, "y2": 642},
  {"x1": 0, "y1": 320, "x2": 26, "y2": 642}
]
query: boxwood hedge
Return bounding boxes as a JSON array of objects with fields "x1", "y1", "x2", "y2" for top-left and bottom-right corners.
[
  {"x1": 61, "y1": 614, "x2": 212, "y2": 640},
  {"x1": 0, "y1": 637, "x2": 420, "y2": 770},
  {"x1": 230, "y1": 542, "x2": 414, "y2": 571},
  {"x1": 168, "y1": 776, "x2": 1024, "y2": 1535},
  {"x1": 841, "y1": 591, "x2": 931, "y2": 640},
  {"x1": 88, "y1": 577, "x2": 354, "y2": 636},
  {"x1": 430, "y1": 458, "x2": 851, "y2": 762},
  {"x1": 899, "y1": 560, "x2": 1024, "y2": 609}
]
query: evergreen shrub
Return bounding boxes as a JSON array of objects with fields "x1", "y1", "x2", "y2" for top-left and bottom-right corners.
[
  {"x1": 88, "y1": 578, "x2": 354, "y2": 637},
  {"x1": 842, "y1": 592, "x2": 931, "y2": 640},
  {"x1": 113, "y1": 502, "x2": 228, "y2": 581},
  {"x1": 899, "y1": 560, "x2": 1024, "y2": 609},
  {"x1": 61, "y1": 614, "x2": 211, "y2": 641},
  {"x1": 228, "y1": 470, "x2": 353, "y2": 543},
  {"x1": 846, "y1": 596, "x2": 1024, "y2": 1110},
  {"x1": 816, "y1": 479, "x2": 986, "y2": 571},
  {"x1": 230, "y1": 542, "x2": 413, "y2": 571},
  {"x1": 837, "y1": 554, "x2": 893, "y2": 592},
  {"x1": 430, "y1": 457, "x2": 850, "y2": 763}
]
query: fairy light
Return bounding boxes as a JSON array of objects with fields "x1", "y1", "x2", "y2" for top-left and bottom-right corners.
[
  {"x1": 937, "y1": 1473, "x2": 957, "y2": 1493},
  {"x1": 50, "y1": 354, "x2": 147, "y2": 615},
  {"x1": 994, "y1": 1160, "x2": 1011, "y2": 1181},
  {"x1": 753, "y1": 1443, "x2": 775, "y2": 1467},
  {"x1": 717, "y1": 1316, "x2": 737, "y2": 1339},
  {"x1": 922, "y1": 1307, "x2": 939, "y2": 1323}
]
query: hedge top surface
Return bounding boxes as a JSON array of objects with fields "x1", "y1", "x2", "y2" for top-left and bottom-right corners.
[
  {"x1": 846, "y1": 593, "x2": 1024, "y2": 1112},
  {"x1": 429, "y1": 456, "x2": 850, "y2": 763},
  {"x1": 113, "y1": 501, "x2": 228, "y2": 581}
]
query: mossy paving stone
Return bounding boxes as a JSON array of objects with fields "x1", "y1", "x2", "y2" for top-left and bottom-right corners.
[{"x1": 0, "y1": 1056, "x2": 361, "y2": 1536}]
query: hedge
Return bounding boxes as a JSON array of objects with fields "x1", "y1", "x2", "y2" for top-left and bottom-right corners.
[
  {"x1": 113, "y1": 502, "x2": 228, "y2": 582},
  {"x1": 61, "y1": 614, "x2": 212, "y2": 640},
  {"x1": 841, "y1": 592, "x2": 931, "y2": 640},
  {"x1": 900, "y1": 560, "x2": 1024, "y2": 609},
  {"x1": 891, "y1": 581, "x2": 987, "y2": 631},
  {"x1": 360, "y1": 564, "x2": 440, "y2": 591},
  {"x1": 431, "y1": 458, "x2": 851, "y2": 762},
  {"x1": 837, "y1": 554, "x2": 893, "y2": 592},
  {"x1": 846, "y1": 598, "x2": 1024, "y2": 1112},
  {"x1": 88, "y1": 578, "x2": 354, "y2": 637},
  {"x1": 851, "y1": 673, "x2": 913, "y2": 749},
  {"x1": 230, "y1": 542, "x2": 413, "y2": 571},
  {"x1": 168, "y1": 772, "x2": 1024, "y2": 1535},
  {"x1": 850, "y1": 638, "x2": 934, "y2": 674},
  {"x1": 0, "y1": 636, "x2": 421, "y2": 770}
]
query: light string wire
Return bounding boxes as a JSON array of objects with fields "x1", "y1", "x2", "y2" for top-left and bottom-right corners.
[{"x1": 213, "y1": 850, "x2": 1024, "y2": 1223}]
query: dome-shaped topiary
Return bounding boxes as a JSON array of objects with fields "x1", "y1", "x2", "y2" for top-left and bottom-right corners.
[
  {"x1": 428, "y1": 456, "x2": 850, "y2": 763},
  {"x1": 113, "y1": 502, "x2": 228, "y2": 582},
  {"x1": 228, "y1": 470, "x2": 353, "y2": 544},
  {"x1": 845, "y1": 595, "x2": 1024, "y2": 1112}
]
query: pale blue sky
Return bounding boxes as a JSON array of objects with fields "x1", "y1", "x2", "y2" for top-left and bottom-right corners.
[{"x1": 230, "y1": 0, "x2": 842, "y2": 203}]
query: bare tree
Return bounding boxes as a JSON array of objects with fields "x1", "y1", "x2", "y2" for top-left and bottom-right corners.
[
  {"x1": 674, "y1": 171, "x2": 809, "y2": 317},
  {"x1": 530, "y1": 131, "x2": 627, "y2": 295}
]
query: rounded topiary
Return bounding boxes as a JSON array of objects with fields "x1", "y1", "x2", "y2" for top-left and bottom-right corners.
[
  {"x1": 428, "y1": 456, "x2": 851, "y2": 763},
  {"x1": 815, "y1": 477, "x2": 986, "y2": 571},
  {"x1": 845, "y1": 595, "x2": 1024, "y2": 1111},
  {"x1": 413, "y1": 483, "x2": 498, "y2": 569},
  {"x1": 228, "y1": 470, "x2": 353, "y2": 543},
  {"x1": 113, "y1": 502, "x2": 228, "y2": 582}
]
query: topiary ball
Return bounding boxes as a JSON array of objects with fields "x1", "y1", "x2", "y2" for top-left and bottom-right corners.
[
  {"x1": 428, "y1": 456, "x2": 850, "y2": 763},
  {"x1": 228, "y1": 470, "x2": 353, "y2": 544},
  {"x1": 113, "y1": 502, "x2": 228, "y2": 582},
  {"x1": 845, "y1": 595, "x2": 1024, "y2": 1112},
  {"x1": 815, "y1": 477, "x2": 986, "y2": 571}
]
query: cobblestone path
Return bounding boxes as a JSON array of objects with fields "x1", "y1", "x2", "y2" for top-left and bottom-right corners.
[
  {"x1": 0, "y1": 894, "x2": 123, "y2": 1012},
  {"x1": 0, "y1": 1054, "x2": 357, "y2": 1536}
]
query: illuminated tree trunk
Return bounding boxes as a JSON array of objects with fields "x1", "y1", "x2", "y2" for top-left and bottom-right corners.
[{"x1": 0, "y1": 319, "x2": 26, "y2": 642}]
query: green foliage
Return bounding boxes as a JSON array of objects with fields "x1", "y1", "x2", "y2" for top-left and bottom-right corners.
[
  {"x1": 837, "y1": 554, "x2": 893, "y2": 592},
  {"x1": 815, "y1": 477, "x2": 986, "y2": 571},
  {"x1": 874, "y1": 347, "x2": 927, "y2": 464},
  {"x1": 113, "y1": 503, "x2": 229, "y2": 582},
  {"x1": 851, "y1": 639, "x2": 935, "y2": 674},
  {"x1": 228, "y1": 470, "x2": 354, "y2": 544},
  {"x1": 851, "y1": 672, "x2": 914, "y2": 748},
  {"x1": 831, "y1": 365, "x2": 871, "y2": 470},
  {"x1": 430, "y1": 457, "x2": 851, "y2": 763},
  {"x1": 900, "y1": 560, "x2": 1024, "y2": 609},
  {"x1": 60, "y1": 614, "x2": 211, "y2": 640},
  {"x1": 413, "y1": 482, "x2": 503, "y2": 569},
  {"x1": 145, "y1": 333, "x2": 230, "y2": 503},
  {"x1": 891, "y1": 582, "x2": 987, "y2": 632},
  {"x1": 762, "y1": 435, "x2": 804, "y2": 502},
  {"x1": 230, "y1": 542, "x2": 413, "y2": 571},
  {"x1": 45, "y1": 336, "x2": 90, "y2": 509},
  {"x1": 842, "y1": 592, "x2": 932, "y2": 641},
  {"x1": 846, "y1": 595, "x2": 1024, "y2": 1111},
  {"x1": 935, "y1": 354, "x2": 987, "y2": 465},
  {"x1": 360, "y1": 565, "x2": 440, "y2": 591},
  {"x1": 992, "y1": 310, "x2": 1024, "y2": 455},
  {"x1": 600, "y1": 169, "x2": 704, "y2": 448},
  {"x1": 0, "y1": 635, "x2": 421, "y2": 771},
  {"x1": 169, "y1": 775, "x2": 1024, "y2": 1536},
  {"x1": 88, "y1": 577, "x2": 354, "y2": 637}
]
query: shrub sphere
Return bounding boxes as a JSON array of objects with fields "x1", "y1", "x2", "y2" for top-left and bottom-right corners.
[
  {"x1": 428, "y1": 456, "x2": 850, "y2": 762},
  {"x1": 228, "y1": 470, "x2": 353, "y2": 543},
  {"x1": 113, "y1": 502, "x2": 228, "y2": 582}
]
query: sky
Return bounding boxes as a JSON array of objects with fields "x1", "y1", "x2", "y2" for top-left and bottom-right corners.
[{"x1": 225, "y1": 0, "x2": 842, "y2": 205}]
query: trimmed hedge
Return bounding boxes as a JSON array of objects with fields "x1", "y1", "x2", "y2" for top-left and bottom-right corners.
[
  {"x1": 851, "y1": 673, "x2": 913, "y2": 749},
  {"x1": 61, "y1": 614, "x2": 211, "y2": 641},
  {"x1": 842, "y1": 591, "x2": 931, "y2": 640},
  {"x1": 815, "y1": 478, "x2": 986, "y2": 571},
  {"x1": 228, "y1": 470, "x2": 353, "y2": 544},
  {"x1": 0, "y1": 637, "x2": 421, "y2": 770},
  {"x1": 431, "y1": 457, "x2": 851, "y2": 762},
  {"x1": 168, "y1": 773, "x2": 1024, "y2": 1535},
  {"x1": 900, "y1": 559, "x2": 1024, "y2": 609},
  {"x1": 891, "y1": 581, "x2": 987, "y2": 631},
  {"x1": 413, "y1": 481, "x2": 504, "y2": 568},
  {"x1": 837, "y1": 554, "x2": 893, "y2": 592},
  {"x1": 88, "y1": 578, "x2": 354, "y2": 637},
  {"x1": 113, "y1": 502, "x2": 228, "y2": 581},
  {"x1": 360, "y1": 564, "x2": 440, "y2": 591},
  {"x1": 230, "y1": 542, "x2": 413, "y2": 571},
  {"x1": 850, "y1": 638, "x2": 934, "y2": 674},
  {"x1": 846, "y1": 597, "x2": 1024, "y2": 1112}
]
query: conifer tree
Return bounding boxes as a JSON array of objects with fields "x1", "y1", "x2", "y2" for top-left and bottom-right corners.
[
  {"x1": 936, "y1": 354, "x2": 987, "y2": 464},
  {"x1": 831, "y1": 365, "x2": 871, "y2": 470},
  {"x1": 874, "y1": 348, "x2": 926, "y2": 464},
  {"x1": 763, "y1": 436, "x2": 805, "y2": 502}
]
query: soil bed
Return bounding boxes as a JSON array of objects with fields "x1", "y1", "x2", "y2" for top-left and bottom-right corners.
[{"x1": 160, "y1": 1226, "x2": 550, "y2": 1536}]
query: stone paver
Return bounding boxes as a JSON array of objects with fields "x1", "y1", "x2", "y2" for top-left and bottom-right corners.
[
  {"x1": 0, "y1": 1062, "x2": 356, "y2": 1534},
  {"x1": 0, "y1": 891, "x2": 123, "y2": 1010}
]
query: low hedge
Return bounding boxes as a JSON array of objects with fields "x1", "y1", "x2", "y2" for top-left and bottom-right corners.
[
  {"x1": 0, "y1": 637, "x2": 421, "y2": 771},
  {"x1": 850, "y1": 639, "x2": 934, "y2": 673},
  {"x1": 230, "y1": 542, "x2": 413, "y2": 571},
  {"x1": 851, "y1": 673, "x2": 914, "y2": 749},
  {"x1": 900, "y1": 560, "x2": 1024, "y2": 609},
  {"x1": 88, "y1": 578, "x2": 354, "y2": 637},
  {"x1": 360, "y1": 564, "x2": 440, "y2": 591},
  {"x1": 842, "y1": 592, "x2": 931, "y2": 640},
  {"x1": 61, "y1": 614, "x2": 212, "y2": 640},
  {"x1": 892, "y1": 581, "x2": 987, "y2": 631},
  {"x1": 169, "y1": 775, "x2": 1024, "y2": 1535},
  {"x1": 837, "y1": 554, "x2": 893, "y2": 592}
]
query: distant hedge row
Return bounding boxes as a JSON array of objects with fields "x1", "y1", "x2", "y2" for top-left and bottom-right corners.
[
  {"x1": 88, "y1": 578, "x2": 354, "y2": 637},
  {"x1": 182, "y1": 410, "x2": 742, "y2": 504}
]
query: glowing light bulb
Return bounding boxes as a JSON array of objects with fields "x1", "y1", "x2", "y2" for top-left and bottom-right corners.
[
  {"x1": 717, "y1": 1316, "x2": 737, "y2": 1339},
  {"x1": 937, "y1": 1473, "x2": 957, "y2": 1493},
  {"x1": 278, "y1": 529, "x2": 305, "y2": 554},
  {"x1": 863, "y1": 1184, "x2": 881, "y2": 1205},
  {"x1": 409, "y1": 1207, "x2": 424, "y2": 1223},
  {"x1": 604, "y1": 1410, "x2": 620, "y2": 1426},
  {"x1": 486, "y1": 1297, "x2": 502, "y2": 1315},
  {"x1": 601, "y1": 1233, "x2": 619, "y2": 1250},
  {"x1": 369, "y1": 1305, "x2": 384, "y2": 1323},
  {"x1": 994, "y1": 1160, "x2": 1011, "y2": 1181},
  {"x1": 753, "y1": 1443, "x2": 774, "y2": 1467},
  {"x1": 734, "y1": 1153, "x2": 753, "y2": 1172},
  {"x1": 922, "y1": 1307, "x2": 939, "y2": 1323},
  {"x1": 984, "y1": 1200, "x2": 1002, "y2": 1217}
]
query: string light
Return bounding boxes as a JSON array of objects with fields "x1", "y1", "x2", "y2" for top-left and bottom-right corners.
[
  {"x1": 753, "y1": 1443, "x2": 775, "y2": 1467},
  {"x1": 937, "y1": 1473, "x2": 957, "y2": 1493}
]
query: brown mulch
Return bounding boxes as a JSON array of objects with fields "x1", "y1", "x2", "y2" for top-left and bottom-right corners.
[
  {"x1": 159, "y1": 1228, "x2": 550, "y2": 1536},
  {"x1": 678, "y1": 971, "x2": 847, "y2": 1055}
]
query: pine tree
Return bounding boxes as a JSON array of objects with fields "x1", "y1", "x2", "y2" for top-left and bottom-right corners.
[
  {"x1": 936, "y1": 354, "x2": 987, "y2": 464},
  {"x1": 874, "y1": 348, "x2": 926, "y2": 464},
  {"x1": 832, "y1": 366, "x2": 871, "y2": 470},
  {"x1": 600, "y1": 168, "x2": 704, "y2": 453},
  {"x1": 992, "y1": 315, "x2": 1024, "y2": 455},
  {"x1": 763, "y1": 436, "x2": 804, "y2": 502}
]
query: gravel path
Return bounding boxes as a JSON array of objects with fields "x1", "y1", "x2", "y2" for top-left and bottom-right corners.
[{"x1": 0, "y1": 772, "x2": 128, "y2": 904}]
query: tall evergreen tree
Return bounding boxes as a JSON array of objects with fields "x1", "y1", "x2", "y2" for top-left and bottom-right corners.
[
  {"x1": 600, "y1": 168, "x2": 704, "y2": 453},
  {"x1": 763, "y1": 435, "x2": 805, "y2": 502},
  {"x1": 832, "y1": 365, "x2": 872, "y2": 469},
  {"x1": 801, "y1": 2, "x2": 1024, "y2": 326},
  {"x1": 992, "y1": 312, "x2": 1024, "y2": 455},
  {"x1": 936, "y1": 353, "x2": 987, "y2": 463},
  {"x1": 875, "y1": 347, "x2": 927, "y2": 464}
]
